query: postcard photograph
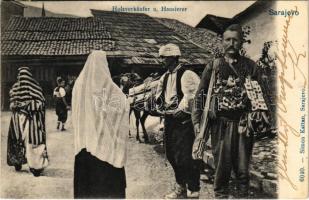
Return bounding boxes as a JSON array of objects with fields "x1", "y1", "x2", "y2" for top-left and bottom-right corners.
[{"x1": 0, "y1": 0, "x2": 308, "y2": 199}]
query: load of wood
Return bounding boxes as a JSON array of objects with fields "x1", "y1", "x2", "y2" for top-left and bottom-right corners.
[{"x1": 128, "y1": 76, "x2": 160, "y2": 107}]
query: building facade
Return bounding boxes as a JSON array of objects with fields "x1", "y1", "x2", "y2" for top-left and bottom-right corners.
[{"x1": 1, "y1": 12, "x2": 210, "y2": 110}]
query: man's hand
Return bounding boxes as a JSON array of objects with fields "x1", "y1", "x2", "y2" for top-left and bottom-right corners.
[{"x1": 194, "y1": 123, "x2": 200, "y2": 135}]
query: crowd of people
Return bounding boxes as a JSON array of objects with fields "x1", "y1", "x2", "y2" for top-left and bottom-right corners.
[{"x1": 6, "y1": 24, "x2": 271, "y2": 199}]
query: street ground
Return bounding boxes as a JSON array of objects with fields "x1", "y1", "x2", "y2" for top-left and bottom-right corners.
[{"x1": 1, "y1": 110, "x2": 215, "y2": 199}]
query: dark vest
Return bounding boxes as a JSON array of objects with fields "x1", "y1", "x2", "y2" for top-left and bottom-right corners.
[{"x1": 160, "y1": 67, "x2": 186, "y2": 109}]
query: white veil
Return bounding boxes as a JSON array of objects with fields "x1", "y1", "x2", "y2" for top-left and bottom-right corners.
[{"x1": 72, "y1": 50, "x2": 129, "y2": 168}]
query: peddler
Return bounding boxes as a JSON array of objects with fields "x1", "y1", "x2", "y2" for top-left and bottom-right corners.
[
  {"x1": 155, "y1": 43, "x2": 201, "y2": 199},
  {"x1": 192, "y1": 24, "x2": 270, "y2": 198}
]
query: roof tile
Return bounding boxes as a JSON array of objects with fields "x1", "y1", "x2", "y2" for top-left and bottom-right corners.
[{"x1": 2, "y1": 12, "x2": 211, "y2": 65}]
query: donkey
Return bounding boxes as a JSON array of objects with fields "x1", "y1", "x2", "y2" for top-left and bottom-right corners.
[{"x1": 117, "y1": 73, "x2": 161, "y2": 143}]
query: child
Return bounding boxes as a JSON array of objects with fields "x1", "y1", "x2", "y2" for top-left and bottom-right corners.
[{"x1": 54, "y1": 77, "x2": 70, "y2": 131}]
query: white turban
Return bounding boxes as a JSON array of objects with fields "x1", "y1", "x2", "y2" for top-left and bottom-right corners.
[{"x1": 159, "y1": 43, "x2": 181, "y2": 57}]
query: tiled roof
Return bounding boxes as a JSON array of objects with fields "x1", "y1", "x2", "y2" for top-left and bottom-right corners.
[
  {"x1": 195, "y1": 14, "x2": 231, "y2": 34},
  {"x1": 5, "y1": 17, "x2": 110, "y2": 32},
  {"x1": 155, "y1": 18, "x2": 222, "y2": 58},
  {"x1": 91, "y1": 10, "x2": 210, "y2": 65},
  {"x1": 2, "y1": 11, "x2": 211, "y2": 65},
  {"x1": 1, "y1": 16, "x2": 114, "y2": 56},
  {"x1": 2, "y1": 31, "x2": 111, "y2": 41},
  {"x1": 1, "y1": 40, "x2": 115, "y2": 56}
]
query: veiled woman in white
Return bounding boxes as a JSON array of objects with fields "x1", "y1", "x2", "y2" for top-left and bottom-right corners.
[{"x1": 72, "y1": 50, "x2": 129, "y2": 198}]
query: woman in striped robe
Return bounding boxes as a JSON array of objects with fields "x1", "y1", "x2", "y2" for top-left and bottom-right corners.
[{"x1": 7, "y1": 66, "x2": 49, "y2": 177}]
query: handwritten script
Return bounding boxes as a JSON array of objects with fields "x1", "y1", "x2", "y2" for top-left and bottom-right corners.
[{"x1": 274, "y1": 6, "x2": 307, "y2": 191}]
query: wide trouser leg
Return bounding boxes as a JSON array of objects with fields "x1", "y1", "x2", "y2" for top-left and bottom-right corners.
[
  {"x1": 87, "y1": 152, "x2": 126, "y2": 198},
  {"x1": 56, "y1": 102, "x2": 67, "y2": 123},
  {"x1": 165, "y1": 117, "x2": 186, "y2": 187},
  {"x1": 185, "y1": 160, "x2": 201, "y2": 192},
  {"x1": 74, "y1": 149, "x2": 90, "y2": 199},
  {"x1": 211, "y1": 119, "x2": 254, "y2": 198},
  {"x1": 7, "y1": 114, "x2": 27, "y2": 167},
  {"x1": 74, "y1": 149, "x2": 126, "y2": 199},
  {"x1": 235, "y1": 134, "x2": 254, "y2": 197},
  {"x1": 59, "y1": 109, "x2": 68, "y2": 123},
  {"x1": 211, "y1": 120, "x2": 235, "y2": 198},
  {"x1": 165, "y1": 117, "x2": 200, "y2": 191}
]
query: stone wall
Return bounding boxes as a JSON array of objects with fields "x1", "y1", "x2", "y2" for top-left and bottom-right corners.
[
  {"x1": 250, "y1": 137, "x2": 278, "y2": 197},
  {"x1": 203, "y1": 136, "x2": 278, "y2": 197}
]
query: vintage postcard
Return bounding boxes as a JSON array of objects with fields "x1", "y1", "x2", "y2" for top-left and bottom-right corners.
[{"x1": 0, "y1": 0, "x2": 308, "y2": 199}]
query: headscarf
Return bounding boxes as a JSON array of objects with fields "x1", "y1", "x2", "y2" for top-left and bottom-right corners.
[
  {"x1": 9, "y1": 67, "x2": 46, "y2": 145},
  {"x1": 72, "y1": 51, "x2": 129, "y2": 168},
  {"x1": 10, "y1": 67, "x2": 45, "y2": 110}
]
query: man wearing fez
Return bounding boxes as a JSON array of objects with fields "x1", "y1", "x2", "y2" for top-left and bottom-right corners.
[
  {"x1": 155, "y1": 44, "x2": 201, "y2": 199},
  {"x1": 192, "y1": 24, "x2": 263, "y2": 198}
]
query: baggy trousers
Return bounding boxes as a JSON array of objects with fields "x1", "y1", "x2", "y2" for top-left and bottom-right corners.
[
  {"x1": 55, "y1": 100, "x2": 68, "y2": 123},
  {"x1": 164, "y1": 115, "x2": 200, "y2": 192},
  {"x1": 74, "y1": 149, "x2": 126, "y2": 199},
  {"x1": 210, "y1": 117, "x2": 254, "y2": 197}
]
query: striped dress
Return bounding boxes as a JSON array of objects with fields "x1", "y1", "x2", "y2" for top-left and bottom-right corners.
[{"x1": 7, "y1": 67, "x2": 48, "y2": 169}]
